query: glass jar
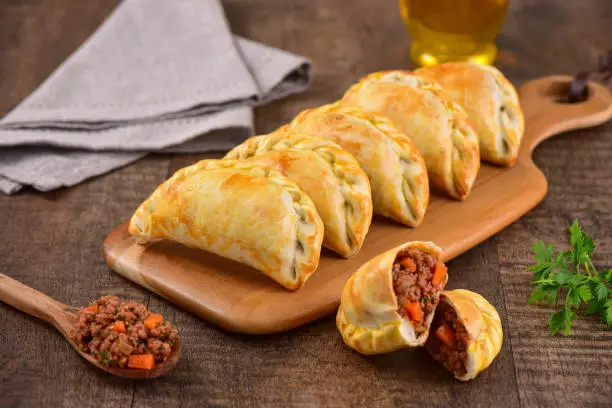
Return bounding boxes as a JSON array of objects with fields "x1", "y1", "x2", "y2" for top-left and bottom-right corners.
[{"x1": 399, "y1": 0, "x2": 509, "y2": 66}]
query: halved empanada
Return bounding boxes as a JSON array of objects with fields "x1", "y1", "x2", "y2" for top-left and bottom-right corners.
[
  {"x1": 225, "y1": 132, "x2": 372, "y2": 258},
  {"x1": 336, "y1": 241, "x2": 448, "y2": 354},
  {"x1": 416, "y1": 62, "x2": 525, "y2": 166},
  {"x1": 342, "y1": 70, "x2": 480, "y2": 200},
  {"x1": 425, "y1": 289, "x2": 503, "y2": 381},
  {"x1": 284, "y1": 103, "x2": 429, "y2": 227},
  {"x1": 129, "y1": 160, "x2": 324, "y2": 291}
]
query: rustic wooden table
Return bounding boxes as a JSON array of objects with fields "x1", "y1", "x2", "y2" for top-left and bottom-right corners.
[{"x1": 1, "y1": 1, "x2": 611, "y2": 407}]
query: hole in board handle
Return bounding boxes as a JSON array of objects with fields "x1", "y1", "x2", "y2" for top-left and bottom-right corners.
[{"x1": 542, "y1": 77, "x2": 591, "y2": 104}]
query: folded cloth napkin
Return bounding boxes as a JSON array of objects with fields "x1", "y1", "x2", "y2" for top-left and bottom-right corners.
[{"x1": 0, "y1": 0, "x2": 312, "y2": 194}]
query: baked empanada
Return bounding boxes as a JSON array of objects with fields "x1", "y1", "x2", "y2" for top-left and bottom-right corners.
[
  {"x1": 129, "y1": 160, "x2": 324, "y2": 291},
  {"x1": 342, "y1": 70, "x2": 480, "y2": 200},
  {"x1": 336, "y1": 241, "x2": 448, "y2": 354},
  {"x1": 284, "y1": 103, "x2": 429, "y2": 227},
  {"x1": 225, "y1": 132, "x2": 372, "y2": 258},
  {"x1": 425, "y1": 289, "x2": 503, "y2": 381},
  {"x1": 416, "y1": 62, "x2": 525, "y2": 166}
]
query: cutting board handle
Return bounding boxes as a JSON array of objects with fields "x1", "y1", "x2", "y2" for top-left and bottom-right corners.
[{"x1": 518, "y1": 75, "x2": 612, "y2": 154}]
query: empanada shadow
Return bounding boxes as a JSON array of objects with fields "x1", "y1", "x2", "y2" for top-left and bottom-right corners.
[
  {"x1": 357, "y1": 348, "x2": 450, "y2": 383},
  {"x1": 143, "y1": 240, "x2": 283, "y2": 290},
  {"x1": 320, "y1": 247, "x2": 346, "y2": 260},
  {"x1": 143, "y1": 241, "x2": 347, "y2": 284}
]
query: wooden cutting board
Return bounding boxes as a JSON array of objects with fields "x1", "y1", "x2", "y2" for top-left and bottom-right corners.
[{"x1": 103, "y1": 75, "x2": 612, "y2": 334}]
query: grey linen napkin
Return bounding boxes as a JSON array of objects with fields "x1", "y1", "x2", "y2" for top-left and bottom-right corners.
[{"x1": 0, "y1": 0, "x2": 312, "y2": 194}]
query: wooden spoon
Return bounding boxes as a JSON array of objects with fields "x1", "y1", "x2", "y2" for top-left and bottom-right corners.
[{"x1": 0, "y1": 273, "x2": 181, "y2": 379}]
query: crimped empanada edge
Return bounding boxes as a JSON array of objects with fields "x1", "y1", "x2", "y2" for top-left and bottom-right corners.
[
  {"x1": 226, "y1": 132, "x2": 373, "y2": 258},
  {"x1": 289, "y1": 104, "x2": 429, "y2": 226}
]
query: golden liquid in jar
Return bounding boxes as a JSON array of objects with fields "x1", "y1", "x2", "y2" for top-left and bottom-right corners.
[{"x1": 399, "y1": 0, "x2": 509, "y2": 66}]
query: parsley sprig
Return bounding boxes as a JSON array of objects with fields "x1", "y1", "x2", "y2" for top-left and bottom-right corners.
[{"x1": 528, "y1": 220, "x2": 612, "y2": 335}]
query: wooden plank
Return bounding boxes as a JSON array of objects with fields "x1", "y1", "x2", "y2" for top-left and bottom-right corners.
[{"x1": 0, "y1": 1, "x2": 116, "y2": 115}]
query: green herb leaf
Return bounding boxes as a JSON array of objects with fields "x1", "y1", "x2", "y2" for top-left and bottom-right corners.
[
  {"x1": 569, "y1": 220, "x2": 595, "y2": 266},
  {"x1": 550, "y1": 306, "x2": 576, "y2": 336},
  {"x1": 527, "y1": 220, "x2": 612, "y2": 336},
  {"x1": 549, "y1": 309, "x2": 566, "y2": 336},
  {"x1": 563, "y1": 309, "x2": 576, "y2": 336},
  {"x1": 576, "y1": 284, "x2": 593, "y2": 303},
  {"x1": 600, "y1": 269, "x2": 612, "y2": 283},
  {"x1": 566, "y1": 288, "x2": 581, "y2": 308},
  {"x1": 569, "y1": 274, "x2": 588, "y2": 286},
  {"x1": 553, "y1": 270, "x2": 574, "y2": 285},
  {"x1": 529, "y1": 285, "x2": 558, "y2": 305},
  {"x1": 584, "y1": 299, "x2": 602, "y2": 315},
  {"x1": 595, "y1": 282, "x2": 608, "y2": 301},
  {"x1": 604, "y1": 300, "x2": 612, "y2": 326},
  {"x1": 529, "y1": 242, "x2": 561, "y2": 281},
  {"x1": 533, "y1": 241, "x2": 555, "y2": 263}
]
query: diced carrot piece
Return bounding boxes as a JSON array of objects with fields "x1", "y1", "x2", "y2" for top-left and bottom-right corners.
[
  {"x1": 144, "y1": 313, "x2": 163, "y2": 329},
  {"x1": 399, "y1": 257, "x2": 417, "y2": 272},
  {"x1": 127, "y1": 354, "x2": 155, "y2": 370},
  {"x1": 436, "y1": 322, "x2": 456, "y2": 347},
  {"x1": 83, "y1": 305, "x2": 99, "y2": 313},
  {"x1": 111, "y1": 321, "x2": 126, "y2": 333},
  {"x1": 432, "y1": 264, "x2": 448, "y2": 286},
  {"x1": 403, "y1": 300, "x2": 423, "y2": 325}
]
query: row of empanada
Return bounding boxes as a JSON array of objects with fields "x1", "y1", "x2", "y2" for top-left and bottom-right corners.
[
  {"x1": 336, "y1": 241, "x2": 503, "y2": 381},
  {"x1": 341, "y1": 64, "x2": 524, "y2": 198},
  {"x1": 129, "y1": 108, "x2": 429, "y2": 290},
  {"x1": 225, "y1": 132, "x2": 373, "y2": 258},
  {"x1": 128, "y1": 62, "x2": 524, "y2": 291}
]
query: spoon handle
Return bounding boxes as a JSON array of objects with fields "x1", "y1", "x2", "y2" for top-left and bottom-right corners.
[{"x1": 0, "y1": 273, "x2": 74, "y2": 326}]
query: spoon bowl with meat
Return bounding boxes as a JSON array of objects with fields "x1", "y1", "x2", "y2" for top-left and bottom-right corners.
[{"x1": 0, "y1": 274, "x2": 181, "y2": 379}]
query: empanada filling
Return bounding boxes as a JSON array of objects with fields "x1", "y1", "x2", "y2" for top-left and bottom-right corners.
[
  {"x1": 425, "y1": 300, "x2": 469, "y2": 377},
  {"x1": 392, "y1": 248, "x2": 446, "y2": 334}
]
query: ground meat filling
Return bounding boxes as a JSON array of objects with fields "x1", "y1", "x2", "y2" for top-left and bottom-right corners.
[
  {"x1": 392, "y1": 248, "x2": 445, "y2": 333},
  {"x1": 425, "y1": 300, "x2": 470, "y2": 377},
  {"x1": 71, "y1": 296, "x2": 179, "y2": 369}
]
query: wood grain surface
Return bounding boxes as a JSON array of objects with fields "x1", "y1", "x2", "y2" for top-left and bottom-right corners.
[
  {"x1": 102, "y1": 76, "x2": 612, "y2": 334},
  {"x1": 1, "y1": 0, "x2": 611, "y2": 407}
]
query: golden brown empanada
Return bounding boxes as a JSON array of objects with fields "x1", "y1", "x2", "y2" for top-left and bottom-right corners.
[
  {"x1": 425, "y1": 289, "x2": 503, "y2": 381},
  {"x1": 129, "y1": 160, "x2": 324, "y2": 291},
  {"x1": 337, "y1": 241, "x2": 448, "y2": 354},
  {"x1": 342, "y1": 70, "x2": 480, "y2": 200},
  {"x1": 284, "y1": 103, "x2": 429, "y2": 227},
  {"x1": 416, "y1": 62, "x2": 525, "y2": 166},
  {"x1": 224, "y1": 132, "x2": 372, "y2": 258}
]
